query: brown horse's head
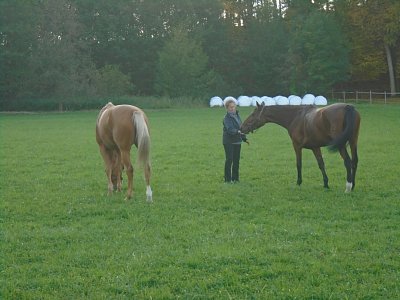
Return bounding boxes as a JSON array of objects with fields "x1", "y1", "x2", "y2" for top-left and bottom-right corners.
[{"x1": 241, "y1": 102, "x2": 265, "y2": 134}]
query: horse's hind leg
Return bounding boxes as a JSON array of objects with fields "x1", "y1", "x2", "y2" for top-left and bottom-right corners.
[
  {"x1": 350, "y1": 113, "x2": 360, "y2": 191},
  {"x1": 112, "y1": 151, "x2": 122, "y2": 192},
  {"x1": 312, "y1": 148, "x2": 329, "y2": 188},
  {"x1": 121, "y1": 150, "x2": 134, "y2": 199},
  {"x1": 339, "y1": 147, "x2": 352, "y2": 192},
  {"x1": 350, "y1": 144, "x2": 358, "y2": 190},
  {"x1": 99, "y1": 145, "x2": 114, "y2": 195},
  {"x1": 144, "y1": 162, "x2": 152, "y2": 202}
]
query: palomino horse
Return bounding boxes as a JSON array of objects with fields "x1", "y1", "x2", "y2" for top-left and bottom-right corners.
[
  {"x1": 241, "y1": 103, "x2": 361, "y2": 192},
  {"x1": 96, "y1": 102, "x2": 152, "y2": 201}
]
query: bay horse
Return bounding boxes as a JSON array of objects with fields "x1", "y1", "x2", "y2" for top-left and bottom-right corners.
[
  {"x1": 96, "y1": 102, "x2": 152, "y2": 201},
  {"x1": 241, "y1": 102, "x2": 360, "y2": 192}
]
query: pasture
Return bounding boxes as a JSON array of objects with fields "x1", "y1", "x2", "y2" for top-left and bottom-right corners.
[{"x1": 1, "y1": 104, "x2": 399, "y2": 299}]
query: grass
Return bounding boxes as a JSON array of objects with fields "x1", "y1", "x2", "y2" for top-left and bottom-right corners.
[{"x1": 1, "y1": 104, "x2": 400, "y2": 299}]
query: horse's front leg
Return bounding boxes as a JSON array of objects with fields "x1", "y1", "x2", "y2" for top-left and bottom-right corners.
[
  {"x1": 293, "y1": 144, "x2": 302, "y2": 186},
  {"x1": 312, "y1": 147, "x2": 329, "y2": 189}
]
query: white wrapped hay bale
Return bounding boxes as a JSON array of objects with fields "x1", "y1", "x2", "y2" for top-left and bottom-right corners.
[
  {"x1": 276, "y1": 96, "x2": 289, "y2": 105},
  {"x1": 237, "y1": 96, "x2": 252, "y2": 106},
  {"x1": 209, "y1": 96, "x2": 223, "y2": 107},
  {"x1": 302, "y1": 94, "x2": 315, "y2": 105},
  {"x1": 288, "y1": 95, "x2": 302, "y2": 105},
  {"x1": 223, "y1": 96, "x2": 237, "y2": 106},
  {"x1": 250, "y1": 96, "x2": 261, "y2": 106},
  {"x1": 314, "y1": 95, "x2": 328, "y2": 105},
  {"x1": 261, "y1": 96, "x2": 275, "y2": 106}
]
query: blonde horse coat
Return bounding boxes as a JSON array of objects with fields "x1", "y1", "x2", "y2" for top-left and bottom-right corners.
[{"x1": 96, "y1": 102, "x2": 152, "y2": 201}]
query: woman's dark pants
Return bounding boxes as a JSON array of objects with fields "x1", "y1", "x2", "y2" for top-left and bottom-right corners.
[{"x1": 224, "y1": 143, "x2": 241, "y2": 182}]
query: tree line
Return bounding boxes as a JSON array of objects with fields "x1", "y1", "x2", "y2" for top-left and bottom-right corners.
[{"x1": 1, "y1": 0, "x2": 399, "y2": 109}]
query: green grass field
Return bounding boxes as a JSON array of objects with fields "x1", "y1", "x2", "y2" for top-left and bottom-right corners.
[{"x1": 1, "y1": 104, "x2": 400, "y2": 299}]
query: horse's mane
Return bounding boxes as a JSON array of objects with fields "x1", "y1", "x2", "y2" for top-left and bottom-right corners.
[
  {"x1": 259, "y1": 104, "x2": 316, "y2": 114},
  {"x1": 265, "y1": 105, "x2": 316, "y2": 112},
  {"x1": 260, "y1": 105, "x2": 316, "y2": 125}
]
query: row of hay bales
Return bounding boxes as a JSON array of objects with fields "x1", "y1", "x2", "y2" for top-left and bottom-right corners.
[{"x1": 210, "y1": 94, "x2": 328, "y2": 107}]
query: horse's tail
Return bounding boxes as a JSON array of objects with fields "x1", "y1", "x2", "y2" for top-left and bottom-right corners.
[
  {"x1": 328, "y1": 105, "x2": 356, "y2": 151},
  {"x1": 133, "y1": 111, "x2": 151, "y2": 168}
]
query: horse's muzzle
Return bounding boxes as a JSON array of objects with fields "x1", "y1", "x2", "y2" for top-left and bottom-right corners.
[{"x1": 240, "y1": 127, "x2": 252, "y2": 134}]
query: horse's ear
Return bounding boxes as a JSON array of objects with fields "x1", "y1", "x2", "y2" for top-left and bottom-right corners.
[
  {"x1": 256, "y1": 102, "x2": 260, "y2": 108},
  {"x1": 256, "y1": 102, "x2": 264, "y2": 108}
]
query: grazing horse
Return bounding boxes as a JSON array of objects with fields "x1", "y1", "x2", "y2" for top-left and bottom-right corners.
[
  {"x1": 241, "y1": 103, "x2": 361, "y2": 192},
  {"x1": 96, "y1": 102, "x2": 152, "y2": 201}
]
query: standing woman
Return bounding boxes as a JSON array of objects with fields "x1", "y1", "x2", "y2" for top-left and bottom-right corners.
[{"x1": 222, "y1": 99, "x2": 248, "y2": 183}]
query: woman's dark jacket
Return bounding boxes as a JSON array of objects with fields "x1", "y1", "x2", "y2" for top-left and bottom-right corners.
[{"x1": 223, "y1": 111, "x2": 247, "y2": 144}]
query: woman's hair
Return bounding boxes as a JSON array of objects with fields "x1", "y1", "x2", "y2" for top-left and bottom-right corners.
[{"x1": 224, "y1": 99, "x2": 236, "y2": 109}]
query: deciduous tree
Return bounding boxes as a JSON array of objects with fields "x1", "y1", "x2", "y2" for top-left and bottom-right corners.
[
  {"x1": 286, "y1": 7, "x2": 350, "y2": 94},
  {"x1": 29, "y1": 0, "x2": 96, "y2": 102},
  {"x1": 154, "y1": 26, "x2": 217, "y2": 98},
  {"x1": 342, "y1": 0, "x2": 400, "y2": 93}
]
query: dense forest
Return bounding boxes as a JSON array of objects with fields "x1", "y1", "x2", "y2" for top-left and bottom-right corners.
[{"x1": 1, "y1": 0, "x2": 399, "y2": 109}]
